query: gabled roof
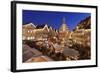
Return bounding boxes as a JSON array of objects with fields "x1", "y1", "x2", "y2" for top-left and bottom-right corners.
[
  {"x1": 36, "y1": 24, "x2": 50, "y2": 29},
  {"x1": 23, "y1": 44, "x2": 42, "y2": 62},
  {"x1": 23, "y1": 23, "x2": 36, "y2": 29}
]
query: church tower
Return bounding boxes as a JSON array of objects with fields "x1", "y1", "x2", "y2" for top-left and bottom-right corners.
[
  {"x1": 58, "y1": 18, "x2": 70, "y2": 44},
  {"x1": 59, "y1": 18, "x2": 69, "y2": 32}
]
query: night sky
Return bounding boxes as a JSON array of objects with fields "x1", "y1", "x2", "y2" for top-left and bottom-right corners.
[{"x1": 23, "y1": 10, "x2": 90, "y2": 31}]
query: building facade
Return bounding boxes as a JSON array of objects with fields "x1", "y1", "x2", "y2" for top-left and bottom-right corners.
[{"x1": 22, "y1": 23, "x2": 57, "y2": 41}]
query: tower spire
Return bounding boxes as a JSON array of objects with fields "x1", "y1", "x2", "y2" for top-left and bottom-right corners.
[
  {"x1": 63, "y1": 17, "x2": 66, "y2": 24},
  {"x1": 59, "y1": 17, "x2": 69, "y2": 32}
]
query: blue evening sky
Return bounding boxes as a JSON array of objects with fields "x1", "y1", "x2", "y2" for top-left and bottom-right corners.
[{"x1": 23, "y1": 10, "x2": 90, "y2": 31}]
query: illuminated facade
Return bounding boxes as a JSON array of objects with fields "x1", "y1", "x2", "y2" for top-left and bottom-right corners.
[
  {"x1": 71, "y1": 29, "x2": 91, "y2": 47},
  {"x1": 22, "y1": 23, "x2": 36, "y2": 40},
  {"x1": 22, "y1": 23, "x2": 57, "y2": 41},
  {"x1": 71, "y1": 16, "x2": 91, "y2": 47}
]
